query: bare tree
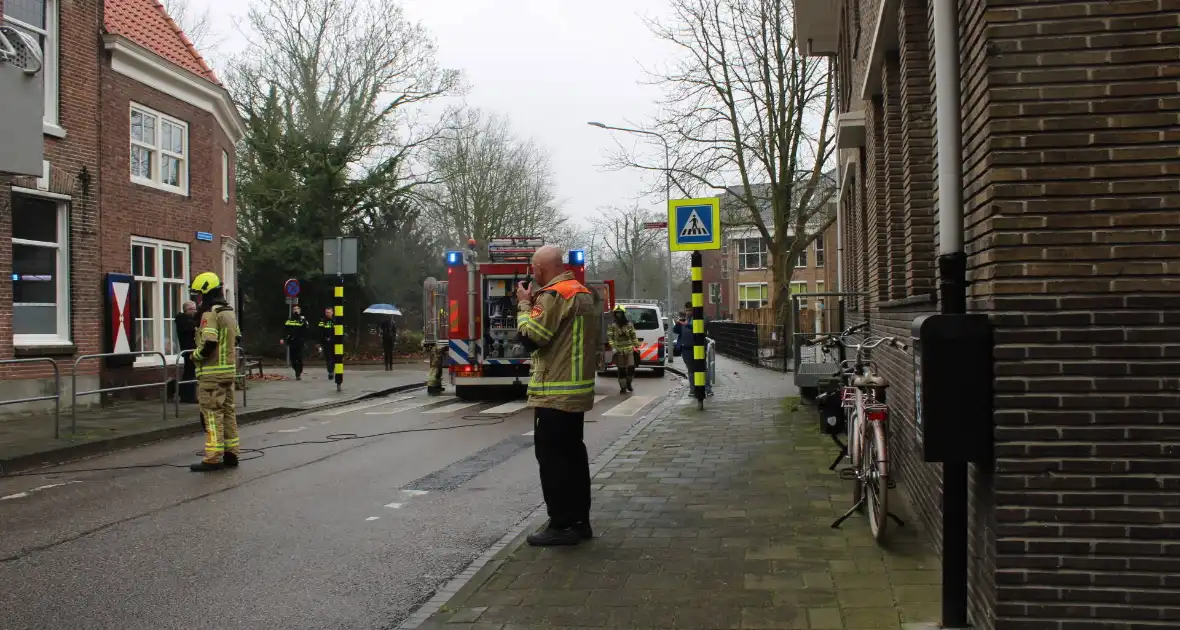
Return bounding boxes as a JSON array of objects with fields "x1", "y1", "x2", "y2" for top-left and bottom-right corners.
[
  {"x1": 422, "y1": 108, "x2": 567, "y2": 251},
  {"x1": 611, "y1": 0, "x2": 836, "y2": 327},
  {"x1": 161, "y1": 0, "x2": 222, "y2": 53},
  {"x1": 590, "y1": 204, "x2": 664, "y2": 298}
]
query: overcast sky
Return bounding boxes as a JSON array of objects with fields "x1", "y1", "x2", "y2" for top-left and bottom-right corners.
[{"x1": 189, "y1": 0, "x2": 680, "y2": 227}]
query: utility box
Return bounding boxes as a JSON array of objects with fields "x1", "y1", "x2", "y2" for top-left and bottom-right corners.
[
  {"x1": 0, "y1": 30, "x2": 45, "y2": 176},
  {"x1": 911, "y1": 314, "x2": 993, "y2": 464}
]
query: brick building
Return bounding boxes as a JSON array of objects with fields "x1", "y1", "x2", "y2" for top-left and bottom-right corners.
[
  {"x1": 0, "y1": 0, "x2": 242, "y2": 412},
  {"x1": 795, "y1": 0, "x2": 1180, "y2": 627},
  {"x1": 700, "y1": 186, "x2": 840, "y2": 332}
]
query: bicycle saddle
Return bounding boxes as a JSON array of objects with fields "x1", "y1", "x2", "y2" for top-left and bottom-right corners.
[{"x1": 854, "y1": 373, "x2": 888, "y2": 387}]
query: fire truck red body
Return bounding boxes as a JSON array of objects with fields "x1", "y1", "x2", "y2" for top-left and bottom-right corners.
[{"x1": 424, "y1": 237, "x2": 614, "y2": 400}]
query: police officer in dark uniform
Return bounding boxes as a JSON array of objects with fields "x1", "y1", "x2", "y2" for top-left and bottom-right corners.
[
  {"x1": 283, "y1": 305, "x2": 310, "y2": 380},
  {"x1": 319, "y1": 307, "x2": 335, "y2": 379}
]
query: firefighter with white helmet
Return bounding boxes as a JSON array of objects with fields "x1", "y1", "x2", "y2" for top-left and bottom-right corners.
[{"x1": 188, "y1": 271, "x2": 242, "y2": 472}]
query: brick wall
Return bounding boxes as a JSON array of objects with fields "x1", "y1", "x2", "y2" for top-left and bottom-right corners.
[
  {"x1": 0, "y1": 0, "x2": 103, "y2": 388},
  {"x1": 833, "y1": 0, "x2": 1180, "y2": 627}
]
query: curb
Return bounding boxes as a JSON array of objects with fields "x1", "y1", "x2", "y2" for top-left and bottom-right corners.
[
  {"x1": 0, "y1": 381, "x2": 425, "y2": 475},
  {"x1": 397, "y1": 383, "x2": 687, "y2": 629}
]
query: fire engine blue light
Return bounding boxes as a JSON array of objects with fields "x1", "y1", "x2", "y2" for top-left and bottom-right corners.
[
  {"x1": 569, "y1": 249, "x2": 585, "y2": 265},
  {"x1": 445, "y1": 251, "x2": 463, "y2": 266}
]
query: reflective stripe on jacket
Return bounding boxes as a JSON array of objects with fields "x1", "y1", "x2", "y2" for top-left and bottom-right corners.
[
  {"x1": 517, "y1": 271, "x2": 600, "y2": 412},
  {"x1": 194, "y1": 305, "x2": 239, "y2": 382},
  {"x1": 284, "y1": 316, "x2": 308, "y2": 344}
]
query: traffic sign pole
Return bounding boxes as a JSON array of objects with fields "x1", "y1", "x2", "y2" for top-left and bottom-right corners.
[
  {"x1": 691, "y1": 251, "x2": 706, "y2": 409},
  {"x1": 283, "y1": 279, "x2": 301, "y2": 370}
]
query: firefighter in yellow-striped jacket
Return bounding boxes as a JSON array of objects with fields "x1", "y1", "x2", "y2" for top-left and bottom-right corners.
[
  {"x1": 515, "y1": 246, "x2": 599, "y2": 547},
  {"x1": 189, "y1": 271, "x2": 242, "y2": 472},
  {"x1": 606, "y1": 305, "x2": 638, "y2": 395}
]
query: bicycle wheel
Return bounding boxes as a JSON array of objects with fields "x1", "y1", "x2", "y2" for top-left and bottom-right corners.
[{"x1": 865, "y1": 420, "x2": 889, "y2": 542}]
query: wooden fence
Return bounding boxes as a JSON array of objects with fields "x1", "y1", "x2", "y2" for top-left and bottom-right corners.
[{"x1": 735, "y1": 306, "x2": 817, "y2": 332}]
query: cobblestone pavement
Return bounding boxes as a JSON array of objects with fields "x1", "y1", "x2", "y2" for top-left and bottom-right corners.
[{"x1": 414, "y1": 357, "x2": 941, "y2": 629}]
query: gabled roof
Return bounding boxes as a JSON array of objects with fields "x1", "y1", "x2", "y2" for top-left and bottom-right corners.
[{"x1": 104, "y1": 0, "x2": 219, "y2": 84}]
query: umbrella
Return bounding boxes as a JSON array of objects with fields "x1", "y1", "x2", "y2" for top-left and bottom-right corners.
[{"x1": 364, "y1": 304, "x2": 402, "y2": 316}]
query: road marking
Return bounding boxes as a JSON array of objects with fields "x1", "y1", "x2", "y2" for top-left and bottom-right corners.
[
  {"x1": 402, "y1": 489, "x2": 429, "y2": 497},
  {"x1": 366, "y1": 398, "x2": 449, "y2": 415},
  {"x1": 482, "y1": 401, "x2": 529, "y2": 415},
  {"x1": 366, "y1": 516, "x2": 381, "y2": 521},
  {"x1": 594, "y1": 394, "x2": 608, "y2": 403},
  {"x1": 422, "y1": 401, "x2": 480, "y2": 414},
  {"x1": 278, "y1": 426, "x2": 308, "y2": 433},
  {"x1": 522, "y1": 430, "x2": 534, "y2": 436},
  {"x1": 0, "y1": 481, "x2": 81, "y2": 501},
  {"x1": 329, "y1": 395, "x2": 415, "y2": 416},
  {"x1": 602, "y1": 395, "x2": 657, "y2": 417},
  {"x1": 384, "y1": 502, "x2": 404, "y2": 509}
]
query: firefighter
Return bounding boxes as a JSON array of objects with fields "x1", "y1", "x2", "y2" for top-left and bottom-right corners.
[
  {"x1": 425, "y1": 341, "x2": 447, "y2": 395},
  {"x1": 282, "y1": 305, "x2": 310, "y2": 380},
  {"x1": 516, "y1": 245, "x2": 599, "y2": 547},
  {"x1": 606, "y1": 305, "x2": 638, "y2": 395},
  {"x1": 188, "y1": 271, "x2": 241, "y2": 472},
  {"x1": 318, "y1": 307, "x2": 335, "y2": 379}
]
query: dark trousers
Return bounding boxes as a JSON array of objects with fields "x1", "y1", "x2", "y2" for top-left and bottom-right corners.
[
  {"x1": 180, "y1": 354, "x2": 197, "y2": 403},
  {"x1": 289, "y1": 342, "x2": 304, "y2": 377},
  {"x1": 325, "y1": 348, "x2": 335, "y2": 377},
  {"x1": 534, "y1": 407, "x2": 591, "y2": 529},
  {"x1": 382, "y1": 338, "x2": 394, "y2": 370}
]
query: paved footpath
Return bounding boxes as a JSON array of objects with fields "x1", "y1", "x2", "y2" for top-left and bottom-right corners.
[{"x1": 411, "y1": 356, "x2": 942, "y2": 630}]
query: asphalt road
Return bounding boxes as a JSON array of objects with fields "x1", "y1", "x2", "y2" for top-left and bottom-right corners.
[{"x1": 0, "y1": 371, "x2": 679, "y2": 630}]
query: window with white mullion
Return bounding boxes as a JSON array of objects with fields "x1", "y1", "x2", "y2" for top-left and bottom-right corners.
[
  {"x1": 131, "y1": 238, "x2": 189, "y2": 363},
  {"x1": 11, "y1": 191, "x2": 70, "y2": 345},
  {"x1": 129, "y1": 103, "x2": 188, "y2": 194}
]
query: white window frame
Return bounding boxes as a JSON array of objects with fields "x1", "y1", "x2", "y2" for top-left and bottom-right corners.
[
  {"x1": 737, "y1": 282, "x2": 769, "y2": 310},
  {"x1": 736, "y1": 237, "x2": 768, "y2": 270},
  {"x1": 708, "y1": 282, "x2": 721, "y2": 305},
  {"x1": 815, "y1": 237, "x2": 825, "y2": 268},
  {"x1": 130, "y1": 237, "x2": 189, "y2": 366},
  {"x1": 129, "y1": 102, "x2": 189, "y2": 195},
  {"x1": 797, "y1": 246, "x2": 808, "y2": 268},
  {"x1": 221, "y1": 150, "x2": 229, "y2": 202},
  {"x1": 221, "y1": 238, "x2": 238, "y2": 309},
  {"x1": 790, "y1": 281, "x2": 809, "y2": 309},
  {"x1": 3, "y1": 0, "x2": 62, "y2": 136},
  {"x1": 11, "y1": 188, "x2": 71, "y2": 346}
]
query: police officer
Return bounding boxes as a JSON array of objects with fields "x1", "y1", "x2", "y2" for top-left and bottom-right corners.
[
  {"x1": 318, "y1": 307, "x2": 335, "y2": 379},
  {"x1": 282, "y1": 305, "x2": 310, "y2": 380},
  {"x1": 516, "y1": 246, "x2": 599, "y2": 546},
  {"x1": 606, "y1": 305, "x2": 638, "y2": 395},
  {"x1": 188, "y1": 272, "x2": 242, "y2": 472}
]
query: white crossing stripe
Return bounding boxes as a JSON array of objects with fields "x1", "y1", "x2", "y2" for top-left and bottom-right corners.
[
  {"x1": 593, "y1": 394, "x2": 608, "y2": 404},
  {"x1": 423, "y1": 401, "x2": 481, "y2": 414},
  {"x1": 522, "y1": 430, "x2": 535, "y2": 436},
  {"x1": 402, "y1": 490, "x2": 429, "y2": 497},
  {"x1": 384, "y1": 502, "x2": 404, "y2": 509},
  {"x1": 602, "y1": 395, "x2": 657, "y2": 417},
  {"x1": 326, "y1": 395, "x2": 415, "y2": 416},
  {"x1": 365, "y1": 516, "x2": 381, "y2": 521},
  {"x1": 366, "y1": 398, "x2": 449, "y2": 415},
  {"x1": 482, "y1": 401, "x2": 529, "y2": 415}
]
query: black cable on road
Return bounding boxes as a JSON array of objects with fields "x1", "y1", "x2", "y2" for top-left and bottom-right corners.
[{"x1": 0, "y1": 413, "x2": 517, "y2": 478}]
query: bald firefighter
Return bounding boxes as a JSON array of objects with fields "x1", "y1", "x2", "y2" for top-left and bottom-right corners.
[
  {"x1": 189, "y1": 272, "x2": 242, "y2": 472},
  {"x1": 606, "y1": 305, "x2": 638, "y2": 395},
  {"x1": 515, "y1": 246, "x2": 599, "y2": 546}
]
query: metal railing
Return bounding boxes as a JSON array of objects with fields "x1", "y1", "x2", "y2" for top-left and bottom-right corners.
[
  {"x1": 706, "y1": 337, "x2": 716, "y2": 393},
  {"x1": 71, "y1": 351, "x2": 168, "y2": 434},
  {"x1": 173, "y1": 347, "x2": 250, "y2": 419},
  {"x1": 0, "y1": 358, "x2": 62, "y2": 438}
]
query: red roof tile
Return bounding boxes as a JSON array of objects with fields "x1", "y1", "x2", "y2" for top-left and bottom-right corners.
[{"x1": 104, "y1": 0, "x2": 220, "y2": 84}]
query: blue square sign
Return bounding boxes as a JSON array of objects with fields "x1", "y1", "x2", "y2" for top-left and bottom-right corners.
[{"x1": 668, "y1": 197, "x2": 721, "y2": 252}]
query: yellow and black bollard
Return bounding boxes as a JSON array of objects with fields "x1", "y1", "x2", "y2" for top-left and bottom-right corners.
[
  {"x1": 690, "y1": 251, "x2": 706, "y2": 409},
  {"x1": 334, "y1": 280, "x2": 344, "y2": 392}
]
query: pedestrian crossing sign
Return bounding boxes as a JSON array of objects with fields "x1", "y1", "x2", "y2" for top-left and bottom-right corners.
[{"x1": 668, "y1": 197, "x2": 721, "y2": 252}]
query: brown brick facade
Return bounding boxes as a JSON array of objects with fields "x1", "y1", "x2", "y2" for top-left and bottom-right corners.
[{"x1": 820, "y1": 0, "x2": 1180, "y2": 627}]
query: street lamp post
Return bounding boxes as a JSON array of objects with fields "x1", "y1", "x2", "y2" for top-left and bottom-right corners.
[{"x1": 588, "y1": 121, "x2": 676, "y2": 366}]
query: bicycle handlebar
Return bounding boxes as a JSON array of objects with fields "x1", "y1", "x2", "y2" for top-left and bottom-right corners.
[{"x1": 804, "y1": 321, "x2": 870, "y2": 347}]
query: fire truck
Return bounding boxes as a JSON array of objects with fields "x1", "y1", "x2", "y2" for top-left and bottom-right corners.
[{"x1": 422, "y1": 237, "x2": 616, "y2": 400}]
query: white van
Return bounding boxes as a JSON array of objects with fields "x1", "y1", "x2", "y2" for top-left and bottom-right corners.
[{"x1": 603, "y1": 301, "x2": 666, "y2": 377}]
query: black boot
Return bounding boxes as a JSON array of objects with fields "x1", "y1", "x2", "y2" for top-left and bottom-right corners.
[
  {"x1": 190, "y1": 461, "x2": 225, "y2": 472},
  {"x1": 526, "y1": 526, "x2": 581, "y2": 547},
  {"x1": 224, "y1": 453, "x2": 239, "y2": 468},
  {"x1": 574, "y1": 521, "x2": 594, "y2": 540}
]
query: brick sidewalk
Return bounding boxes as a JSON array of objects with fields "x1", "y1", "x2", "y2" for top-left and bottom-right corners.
[{"x1": 414, "y1": 357, "x2": 941, "y2": 629}]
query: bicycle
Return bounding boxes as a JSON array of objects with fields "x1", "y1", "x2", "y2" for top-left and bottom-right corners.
[{"x1": 807, "y1": 324, "x2": 909, "y2": 543}]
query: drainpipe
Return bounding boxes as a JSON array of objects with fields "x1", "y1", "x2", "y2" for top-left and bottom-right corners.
[{"x1": 932, "y1": 0, "x2": 969, "y2": 628}]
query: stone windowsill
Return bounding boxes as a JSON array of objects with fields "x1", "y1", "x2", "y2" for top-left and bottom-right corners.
[{"x1": 13, "y1": 344, "x2": 78, "y2": 358}]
